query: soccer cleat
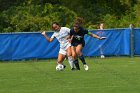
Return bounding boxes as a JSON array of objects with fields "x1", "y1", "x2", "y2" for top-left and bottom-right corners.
[
  {"x1": 101, "y1": 55, "x2": 105, "y2": 58},
  {"x1": 74, "y1": 61, "x2": 80, "y2": 70},
  {"x1": 71, "y1": 68, "x2": 76, "y2": 71},
  {"x1": 84, "y1": 64, "x2": 89, "y2": 71},
  {"x1": 63, "y1": 65, "x2": 66, "y2": 69},
  {"x1": 76, "y1": 68, "x2": 80, "y2": 70}
]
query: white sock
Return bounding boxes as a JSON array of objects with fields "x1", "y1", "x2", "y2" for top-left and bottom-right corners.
[{"x1": 68, "y1": 56, "x2": 74, "y2": 69}]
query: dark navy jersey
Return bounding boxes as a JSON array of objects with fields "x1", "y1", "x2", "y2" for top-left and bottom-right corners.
[{"x1": 70, "y1": 27, "x2": 88, "y2": 46}]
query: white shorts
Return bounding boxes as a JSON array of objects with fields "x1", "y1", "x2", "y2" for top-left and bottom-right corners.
[{"x1": 59, "y1": 43, "x2": 71, "y2": 55}]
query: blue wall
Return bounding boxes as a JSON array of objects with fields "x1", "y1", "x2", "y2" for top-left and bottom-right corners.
[
  {"x1": 0, "y1": 32, "x2": 59, "y2": 60},
  {"x1": 134, "y1": 28, "x2": 140, "y2": 55},
  {"x1": 0, "y1": 28, "x2": 139, "y2": 60},
  {"x1": 83, "y1": 29, "x2": 130, "y2": 56}
]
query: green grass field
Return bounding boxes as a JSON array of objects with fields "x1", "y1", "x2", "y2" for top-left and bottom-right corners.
[{"x1": 0, "y1": 57, "x2": 140, "y2": 93}]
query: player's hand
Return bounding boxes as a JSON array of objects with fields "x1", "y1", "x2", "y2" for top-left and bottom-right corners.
[
  {"x1": 68, "y1": 39, "x2": 72, "y2": 43},
  {"x1": 99, "y1": 37, "x2": 106, "y2": 40},
  {"x1": 41, "y1": 31, "x2": 46, "y2": 36},
  {"x1": 65, "y1": 35, "x2": 71, "y2": 40}
]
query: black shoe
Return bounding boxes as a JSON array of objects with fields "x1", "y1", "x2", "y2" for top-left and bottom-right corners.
[
  {"x1": 71, "y1": 68, "x2": 76, "y2": 70},
  {"x1": 71, "y1": 68, "x2": 80, "y2": 71},
  {"x1": 76, "y1": 68, "x2": 80, "y2": 70},
  {"x1": 63, "y1": 65, "x2": 66, "y2": 69},
  {"x1": 74, "y1": 59, "x2": 80, "y2": 70},
  {"x1": 74, "y1": 63, "x2": 80, "y2": 70}
]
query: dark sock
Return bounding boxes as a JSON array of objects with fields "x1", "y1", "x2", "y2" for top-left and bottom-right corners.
[
  {"x1": 79, "y1": 55, "x2": 86, "y2": 65},
  {"x1": 73, "y1": 59, "x2": 80, "y2": 70}
]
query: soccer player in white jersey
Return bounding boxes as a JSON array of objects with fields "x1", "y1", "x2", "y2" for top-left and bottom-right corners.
[{"x1": 41, "y1": 22, "x2": 75, "y2": 70}]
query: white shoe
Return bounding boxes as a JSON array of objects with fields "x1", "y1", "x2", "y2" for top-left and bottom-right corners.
[
  {"x1": 101, "y1": 55, "x2": 105, "y2": 58},
  {"x1": 84, "y1": 65, "x2": 89, "y2": 71}
]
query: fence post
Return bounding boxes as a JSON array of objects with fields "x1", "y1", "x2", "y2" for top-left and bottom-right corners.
[{"x1": 130, "y1": 24, "x2": 134, "y2": 57}]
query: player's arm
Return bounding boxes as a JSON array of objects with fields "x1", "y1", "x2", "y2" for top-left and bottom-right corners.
[
  {"x1": 87, "y1": 31, "x2": 106, "y2": 40},
  {"x1": 65, "y1": 35, "x2": 73, "y2": 43},
  {"x1": 65, "y1": 35, "x2": 71, "y2": 40},
  {"x1": 65, "y1": 29, "x2": 74, "y2": 42},
  {"x1": 41, "y1": 31, "x2": 54, "y2": 42}
]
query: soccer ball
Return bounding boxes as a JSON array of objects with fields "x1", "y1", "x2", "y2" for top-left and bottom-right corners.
[{"x1": 56, "y1": 64, "x2": 64, "y2": 71}]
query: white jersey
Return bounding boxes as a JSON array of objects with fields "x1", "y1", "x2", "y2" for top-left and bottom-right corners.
[{"x1": 51, "y1": 27, "x2": 71, "y2": 49}]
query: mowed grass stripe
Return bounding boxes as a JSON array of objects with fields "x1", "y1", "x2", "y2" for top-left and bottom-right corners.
[{"x1": 0, "y1": 57, "x2": 140, "y2": 93}]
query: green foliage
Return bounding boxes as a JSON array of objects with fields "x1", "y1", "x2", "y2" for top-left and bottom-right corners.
[
  {"x1": 1, "y1": 3, "x2": 77, "y2": 32},
  {"x1": 102, "y1": 14, "x2": 118, "y2": 28},
  {"x1": 59, "y1": 0, "x2": 139, "y2": 29},
  {"x1": 0, "y1": 0, "x2": 25, "y2": 12},
  {"x1": 0, "y1": 0, "x2": 140, "y2": 32},
  {"x1": 133, "y1": 1, "x2": 140, "y2": 27}
]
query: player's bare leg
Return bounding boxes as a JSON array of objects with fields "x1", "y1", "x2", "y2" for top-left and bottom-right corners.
[
  {"x1": 71, "y1": 46, "x2": 80, "y2": 70},
  {"x1": 76, "y1": 44, "x2": 89, "y2": 70},
  {"x1": 66, "y1": 47, "x2": 75, "y2": 70},
  {"x1": 57, "y1": 53, "x2": 66, "y2": 68}
]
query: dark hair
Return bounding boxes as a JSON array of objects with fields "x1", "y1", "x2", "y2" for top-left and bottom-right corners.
[
  {"x1": 74, "y1": 17, "x2": 84, "y2": 26},
  {"x1": 52, "y1": 22, "x2": 60, "y2": 26},
  {"x1": 51, "y1": 22, "x2": 61, "y2": 29}
]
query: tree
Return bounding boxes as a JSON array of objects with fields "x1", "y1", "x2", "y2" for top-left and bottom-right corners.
[{"x1": 1, "y1": 3, "x2": 77, "y2": 32}]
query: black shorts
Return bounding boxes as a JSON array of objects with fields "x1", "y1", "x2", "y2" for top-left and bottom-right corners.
[{"x1": 71, "y1": 41, "x2": 85, "y2": 47}]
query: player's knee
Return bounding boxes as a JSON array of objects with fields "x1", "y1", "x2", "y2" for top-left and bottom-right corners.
[
  {"x1": 72, "y1": 54, "x2": 77, "y2": 59},
  {"x1": 76, "y1": 51, "x2": 82, "y2": 56},
  {"x1": 67, "y1": 52, "x2": 72, "y2": 57}
]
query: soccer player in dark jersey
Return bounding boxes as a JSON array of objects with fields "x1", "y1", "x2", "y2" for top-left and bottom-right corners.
[{"x1": 70, "y1": 18, "x2": 106, "y2": 70}]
